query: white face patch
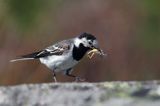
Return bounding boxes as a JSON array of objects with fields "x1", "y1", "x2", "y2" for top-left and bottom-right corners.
[
  {"x1": 74, "y1": 37, "x2": 90, "y2": 47},
  {"x1": 74, "y1": 38, "x2": 83, "y2": 47},
  {"x1": 81, "y1": 38, "x2": 89, "y2": 47}
]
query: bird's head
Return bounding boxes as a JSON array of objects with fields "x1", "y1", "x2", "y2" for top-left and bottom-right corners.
[
  {"x1": 75, "y1": 32, "x2": 101, "y2": 53},
  {"x1": 73, "y1": 32, "x2": 106, "y2": 60}
]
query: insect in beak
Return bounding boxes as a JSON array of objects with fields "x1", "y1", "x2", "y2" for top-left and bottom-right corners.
[{"x1": 87, "y1": 48, "x2": 106, "y2": 59}]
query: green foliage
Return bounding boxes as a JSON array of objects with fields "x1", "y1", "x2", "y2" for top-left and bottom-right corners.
[
  {"x1": 138, "y1": 0, "x2": 160, "y2": 53},
  {"x1": 6, "y1": 0, "x2": 47, "y2": 30},
  {"x1": 144, "y1": 0, "x2": 160, "y2": 15},
  {"x1": 138, "y1": 0, "x2": 160, "y2": 52}
]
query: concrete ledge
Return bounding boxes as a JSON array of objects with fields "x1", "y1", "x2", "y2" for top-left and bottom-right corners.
[{"x1": 0, "y1": 81, "x2": 160, "y2": 106}]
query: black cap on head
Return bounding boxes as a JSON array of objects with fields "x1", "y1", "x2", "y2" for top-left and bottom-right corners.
[{"x1": 78, "y1": 32, "x2": 96, "y2": 40}]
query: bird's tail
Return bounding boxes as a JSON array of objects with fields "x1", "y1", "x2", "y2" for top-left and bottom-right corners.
[
  {"x1": 10, "y1": 58, "x2": 34, "y2": 62},
  {"x1": 10, "y1": 51, "x2": 41, "y2": 62}
]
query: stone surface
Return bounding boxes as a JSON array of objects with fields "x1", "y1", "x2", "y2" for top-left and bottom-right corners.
[{"x1": 0, "y1": 81, "x2": 160, "y2": 106}]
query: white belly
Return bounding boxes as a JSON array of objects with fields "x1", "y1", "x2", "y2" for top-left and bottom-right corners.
[{"x1": 39, "y1": 54, "x2": 78, "y2": 72}]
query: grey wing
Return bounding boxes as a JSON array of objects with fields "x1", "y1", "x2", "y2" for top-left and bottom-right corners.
[
  {"x1": 37, "y1": 39, "x2": 73, "y2": 57},
  {"x1": 10, "y1": 39, "x2": 73, "y2": 62}
]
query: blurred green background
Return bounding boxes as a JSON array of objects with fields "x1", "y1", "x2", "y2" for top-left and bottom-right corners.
[{"x1": 0, "y1": 0, "x2": 160, "y2": 85}]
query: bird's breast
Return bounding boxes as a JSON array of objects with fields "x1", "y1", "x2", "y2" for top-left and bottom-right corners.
[{"x1": 39, "y1": 54, "x2": 78, "y2": 72}]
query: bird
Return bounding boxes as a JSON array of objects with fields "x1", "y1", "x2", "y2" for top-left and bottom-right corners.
[{"x1": 10, "y1": 32, "x2": 104, "y2": 82}]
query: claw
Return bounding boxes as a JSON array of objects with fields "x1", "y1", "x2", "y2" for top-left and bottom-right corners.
[{"x1": 74, "y1": 77, "x2": 85, "y2": 82}]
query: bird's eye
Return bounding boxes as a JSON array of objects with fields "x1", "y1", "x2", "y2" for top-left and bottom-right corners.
[
  {"x1": 88, "y1": 40, "x2": 92, "y2": 45},
  {"x1": 88, "y1": 41, "x2": 92, "y2": 45}
]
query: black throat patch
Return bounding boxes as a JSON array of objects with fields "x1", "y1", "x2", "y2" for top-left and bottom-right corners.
[{"x1": 72, "y1": 43, "x2": 90, "y2": 61}]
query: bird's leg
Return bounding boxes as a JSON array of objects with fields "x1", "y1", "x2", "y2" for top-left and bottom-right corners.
[
  {"x1": 66, "y1": 72, "x2": 85, "y2": 82},
  {"x1": 52, "y1": 71, "x2": 57, "y2": 83}
]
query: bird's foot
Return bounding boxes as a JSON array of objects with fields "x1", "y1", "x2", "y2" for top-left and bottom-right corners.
[{"x1": 74, "y1": 77, "x2": 85, "y2": 82}]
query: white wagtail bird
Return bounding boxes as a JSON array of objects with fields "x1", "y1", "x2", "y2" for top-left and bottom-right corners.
[{"x1": 10, "y1": 32, "x2": 105, "y2": 82}]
